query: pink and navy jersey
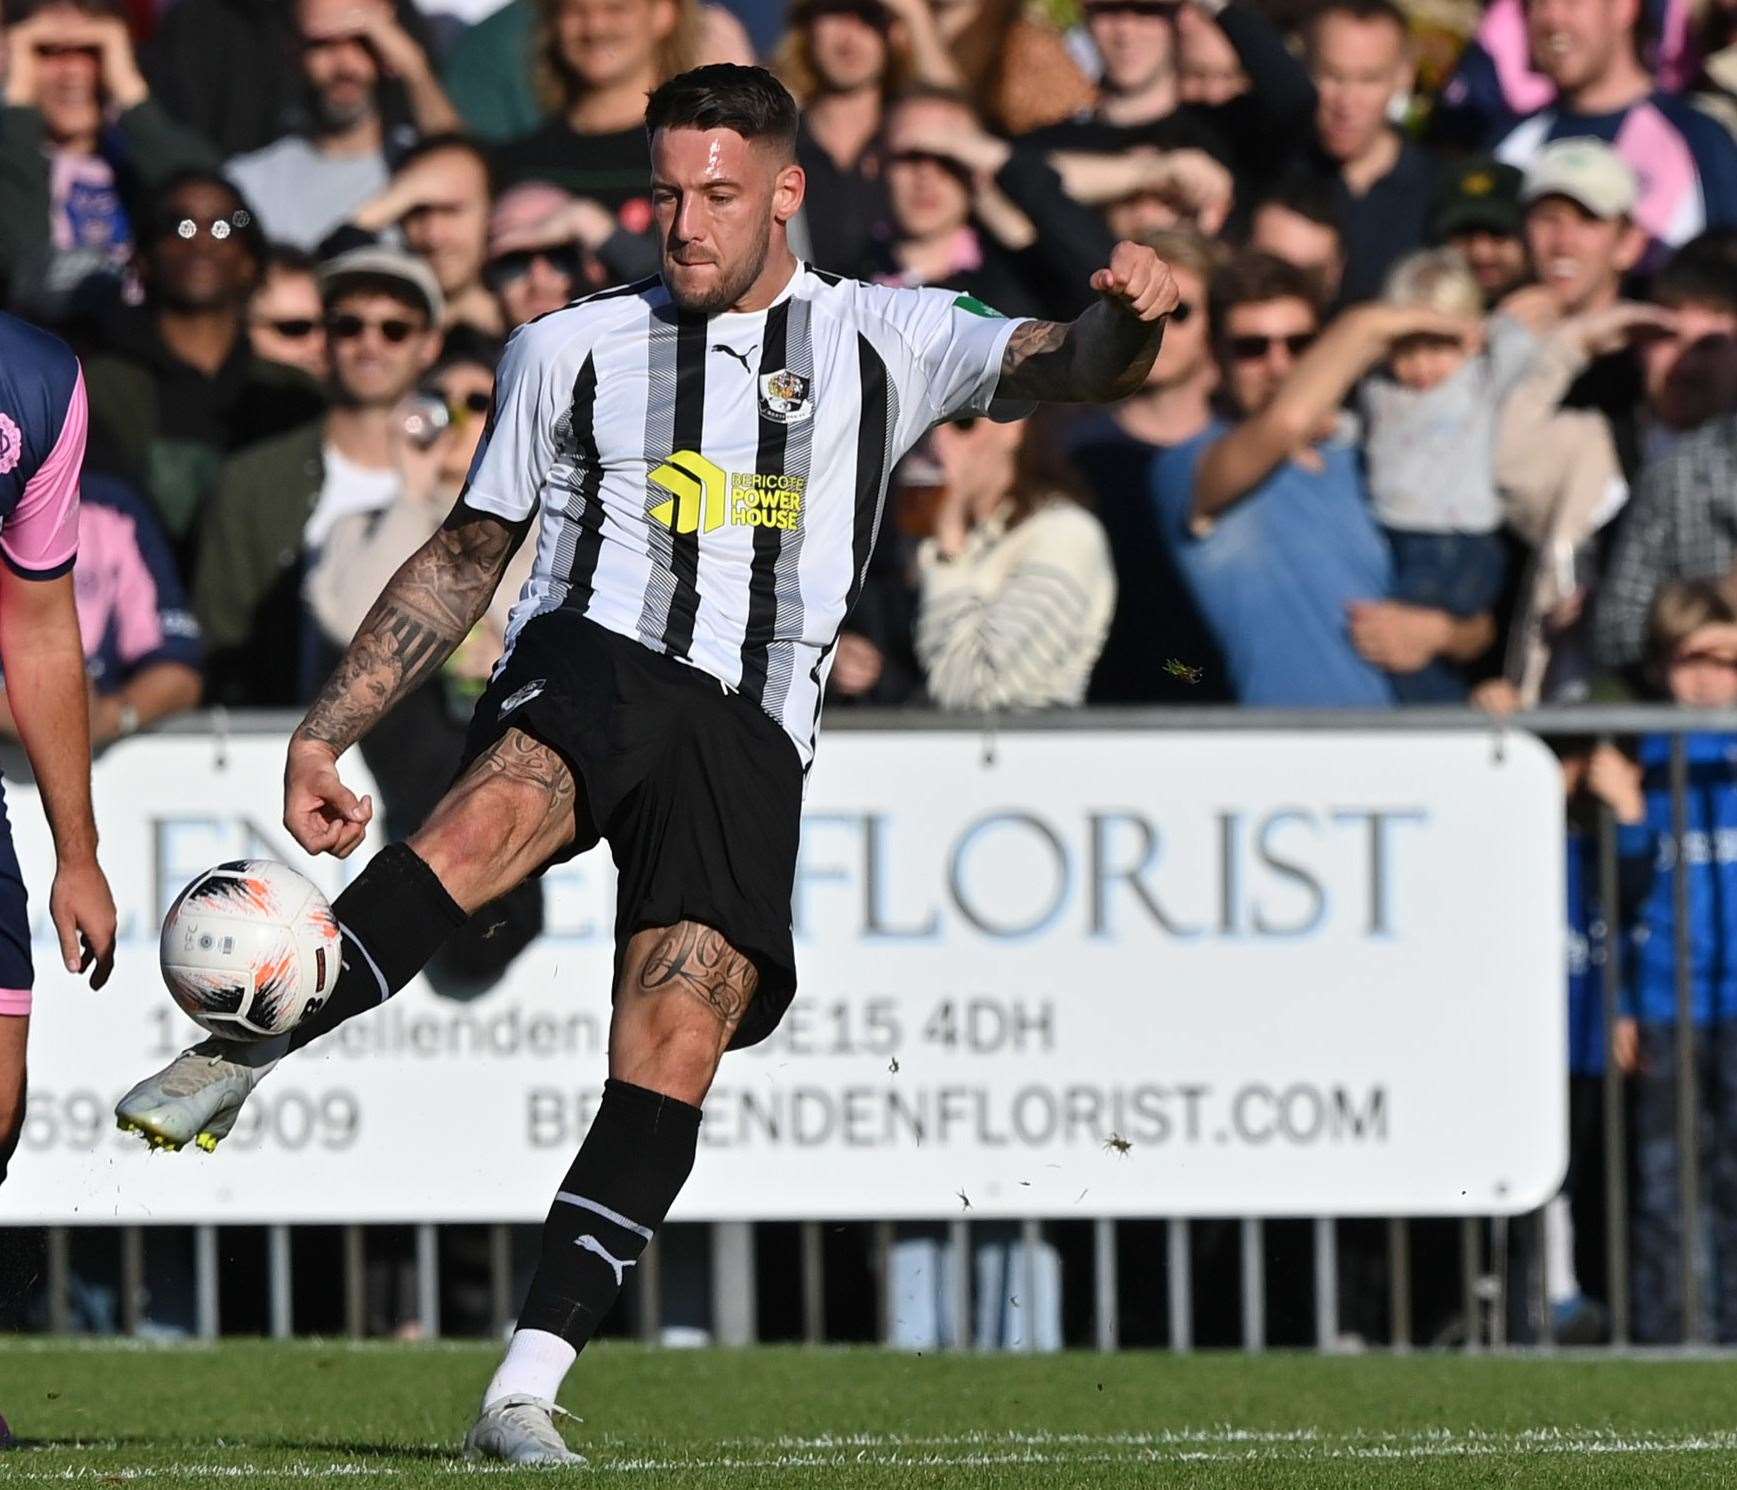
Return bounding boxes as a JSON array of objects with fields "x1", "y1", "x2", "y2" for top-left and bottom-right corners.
[
  {"x1": 76, "y1": 475, "x2": 202, "y2": 693},
  {"x1": 1494, "y1": 95, "x2": 1737, "y2": 250},
  {"x1": 0, "y1": 311, "x2": 86, "y2": 582}
]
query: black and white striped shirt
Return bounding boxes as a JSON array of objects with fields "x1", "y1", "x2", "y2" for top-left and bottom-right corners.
[{"x1": 464, "y1": 264, "x2": 1027, "y2": 765}]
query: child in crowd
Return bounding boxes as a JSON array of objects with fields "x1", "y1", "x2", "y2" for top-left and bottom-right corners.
[
  {"x1": 1358, "y1": 248, "x2": 1536, "y2": 701},
  {"x1": 1626, "y1": 576, "x2": 1737, "y2": 1343}
]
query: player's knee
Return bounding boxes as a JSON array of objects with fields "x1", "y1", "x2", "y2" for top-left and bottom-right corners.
[
  {"x1": 419, "y1": 778, "x2": 554, "y2": 885},
  {"x1": 613, "y1": 995, "x2": 730, "y2": 1102}
]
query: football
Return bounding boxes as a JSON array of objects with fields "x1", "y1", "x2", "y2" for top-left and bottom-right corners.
[{"x1": 159, "y1": 860, "x2": 343, "y2": 1041}]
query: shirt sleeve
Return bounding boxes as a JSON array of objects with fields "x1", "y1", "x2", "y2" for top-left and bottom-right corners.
[
  {"x1": 881, "y1": 284, "x2": 1030, "y2": 427},
  {"x1": 461, "y1": 323, "x2": 561, "y2": 522},
  {"x1": 2, "y1": 364, "x2": 85, "y2": 579}
]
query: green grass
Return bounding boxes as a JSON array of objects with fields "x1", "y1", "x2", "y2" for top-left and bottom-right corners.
[{"x1": 4, "y1": 1341, "x2": 1737, "y2": 1486}]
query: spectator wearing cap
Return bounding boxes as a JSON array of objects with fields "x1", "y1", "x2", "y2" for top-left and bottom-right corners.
[
  {"x1": 863, "y1": 86, "x2": 1113, "y2": 320},
  {"x1": 1429, "y1": 156, "x2": 1530, "y2": 307},
  {"x1": 223, "y1": 0, "x2": 460, "y2": 251},
  {"x1": 776, "y1": 0, "x2": 901, "y2": 274},
  {"x1": 194, "y1": 245, "x2": 443, "y2": 706},
  {"x1": 247, "y1": 243, "x2": 328, "y2": 383},
  {"x1": 1506, "y1": 139, "x2": 1650, "y2": 478},
  {"x1": 81, "y1": 170, "x2": 325, "y2": 547},
  {"x1": 1492, "y1": 0, "x2": 1737, "y2": 249},
  {"x1": 1023, "y1": 0, "x2": 1309, "y2": 199},
  {"x1": 0, "y1": 0, "x2": 216, "y2": 320},
  {"x1": 1067, "y1": 227, "x2": 1231, "y2": 702},
  {"x1": 1248, "y1": 179, "x2": 1348, "y2": 308},
  {"x1": 334, "y1": 134, "x2": 502, "y2": 334},
  {"x1": 1280, "y1": 0, "x2": 1438, "y2": 305}
]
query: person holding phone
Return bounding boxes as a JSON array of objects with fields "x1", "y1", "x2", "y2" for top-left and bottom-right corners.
[{"x1": 194, "y1": 245, "x2": 443, "y2": 707}]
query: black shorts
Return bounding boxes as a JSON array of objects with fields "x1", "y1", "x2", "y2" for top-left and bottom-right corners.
[{"x1": 457, "y1": 610, "x2": 803, "y2": 1049}]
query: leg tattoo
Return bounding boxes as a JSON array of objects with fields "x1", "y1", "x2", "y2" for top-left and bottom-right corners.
[{"x1": 635, "y1": 923, "x2": 759, "y2": 1025}]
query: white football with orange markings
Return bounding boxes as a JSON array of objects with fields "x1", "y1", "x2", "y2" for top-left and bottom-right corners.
[{"x1": 160, "y1": 860, "x2": 342, "y2": 1040}]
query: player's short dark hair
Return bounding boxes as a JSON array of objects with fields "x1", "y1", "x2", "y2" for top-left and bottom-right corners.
[
  {"x1": 645, "y1": 64, "x2": 800, "y2": 158},
  {"x1": 1211, "y1": 250, "x2": 1326, "y2": 329},
  {"x1": 1653, "y1": 231, "x2": 1737, "y2": 314},
  {"x1": 1306, "y1": 0, "x2": 1411, "y2": 48}
]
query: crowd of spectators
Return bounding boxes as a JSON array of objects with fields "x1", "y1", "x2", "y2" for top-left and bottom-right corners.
[
  {"x1": 10, "y1": 0, "x2": 1737, "y2": 725},
  {"x1": 13, "y1": 0, "x2": 1737, "y2": 1345}
]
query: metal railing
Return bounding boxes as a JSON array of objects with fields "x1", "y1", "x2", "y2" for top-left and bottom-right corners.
[{"x1": 5, "y1": 702, "x2": 1734, "y2": 1351}]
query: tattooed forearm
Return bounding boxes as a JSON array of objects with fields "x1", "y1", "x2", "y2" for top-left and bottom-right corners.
[
  {"x1": 996, "y1": 300, "x2": 1167, "y2": 404},
  {"x1": 634, "y1": 922, "x2": 759, "y2": 1027},
  {"x1": 294, "y1": 508, "x2": 522, "y2": 755}
]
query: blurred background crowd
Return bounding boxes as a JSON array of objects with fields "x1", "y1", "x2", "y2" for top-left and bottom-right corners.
[
  {"x1": 11, "y1": 0, "x2": 1737, "y2": 1349},
  {"x1": 11, "y1": 0, "x2": 1737, "y2": 729}
]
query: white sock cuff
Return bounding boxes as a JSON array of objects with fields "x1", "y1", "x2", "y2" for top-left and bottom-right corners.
[{"x1": 483, "y1": 1327, "x2": 578, "y2": 1410}]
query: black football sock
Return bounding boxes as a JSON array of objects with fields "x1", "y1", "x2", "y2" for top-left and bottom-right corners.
[
  {"x1": 285, "y1": 843, "x2": 467, "y2": 1053},
  {"x1": 514, "y1": 1079, "x2": 702, "y2": 1348}
]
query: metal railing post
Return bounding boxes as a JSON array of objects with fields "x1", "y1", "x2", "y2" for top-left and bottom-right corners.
[
  {"x1": 46, "y1": 1226, "x2": 70, "y2": 1335},
  {"x1": 799, "y1": 1221, "x2": 825, "y2": 1344},
  {"x1": 1093, "y1": 1218, "x2": 1118, "y2": 1352},
  {"x1": 1240, "y1": 1217, "x2": 1265, "y2": 1352},
  {"x1": 119, "y1": 1226, "x2": 143, "y2": 1337},
  {"x1": 1314, "y1": 1217, "x2": 1338, "y2": 1352},
  {"x1": 711, "y1": 1222, "x2": 757, "y2": 1346},
  {"x1": 415, "y1": 1223, "x2": 440, "y2": 1339},
  {"x1": 1167, "y1": 1219, "x2": 1192, "y2": 1353},
  {"x1": 1670, "y1": 734, "x2": 1702, "y2": 1344},
  {"x1": 947, "y1": 1218, "x2": 970, "y2": 1351},
  {"x1": 1460, "y1": 1217, "x2": 1482, "y2": 1352},
  {"x1": 1387, "y1": 1217, "x2": 1410, "y2": 1351},
  {"x1": 1597, "y1": 790, "x2": 1631, "y2": 1345},
  {"x1": 343, "y1": 1224, "x2": 365, "y2": 1339},
  {"x1": 268, "y1": 1225, "x2": 293, "y2": 1338},
  {"x1": 194, "y1": 1225, "x2": 219, "y2": 1340}
]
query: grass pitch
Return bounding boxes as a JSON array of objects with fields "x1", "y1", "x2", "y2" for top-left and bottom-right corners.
[{"x1": 3, "y1": 1341, "x2": 1737, "y2": 1486}]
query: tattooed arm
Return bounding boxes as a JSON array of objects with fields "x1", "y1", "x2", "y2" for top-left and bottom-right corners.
[
  {"x1": 995, "y1": 240, "x2": 1179, "y2": 405},
  {"x1": 284, "y1": 502, "x2": 526, "y2": 858}
]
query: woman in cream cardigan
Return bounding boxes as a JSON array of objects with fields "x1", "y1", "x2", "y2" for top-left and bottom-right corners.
[{"x1": 914, "y1": 411, "x2": 1116, "y2": 712}]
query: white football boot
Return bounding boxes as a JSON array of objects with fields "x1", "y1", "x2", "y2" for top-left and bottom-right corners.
[
  {"x1": 114, "y1": 1036, "x2": 285, "y2": 1153},
  {"x1": 463, "y1": 1395, "x2": 587, "y2": 1467}
]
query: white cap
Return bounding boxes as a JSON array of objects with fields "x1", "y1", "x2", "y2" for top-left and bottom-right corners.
[
  {"x1": 1521, "y1": 138, "x2": 1639, "y2": 221},
  {"x1": 318, "y1": 245, "x2": 446, "y2": 324}
]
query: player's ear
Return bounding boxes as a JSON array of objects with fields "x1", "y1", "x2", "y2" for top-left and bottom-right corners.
[{"x1": 772, "y1": 162, "x2": 806, "y2": 225}]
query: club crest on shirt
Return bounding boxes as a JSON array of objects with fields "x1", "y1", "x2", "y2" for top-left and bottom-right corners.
[
  {"x1": 0, "y1": 412, "x2": 20, "y2": 475},
  {"x1": 758, "y1": 368, "x2": 813, "y2": 425}
]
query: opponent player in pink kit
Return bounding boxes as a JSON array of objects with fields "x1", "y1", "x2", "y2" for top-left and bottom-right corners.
[{"x1": 0, "y1": 311, "x2": 118, "y2": 1187}]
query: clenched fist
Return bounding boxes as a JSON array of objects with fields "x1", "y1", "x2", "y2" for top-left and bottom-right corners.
[{"x1": 1090, "y1": 241, "x2": 1180, "y2": 323}]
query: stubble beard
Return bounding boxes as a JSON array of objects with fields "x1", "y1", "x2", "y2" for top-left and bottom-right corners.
[{"x1": 665, "y1": 218, "x2": 774, "y2": 317}]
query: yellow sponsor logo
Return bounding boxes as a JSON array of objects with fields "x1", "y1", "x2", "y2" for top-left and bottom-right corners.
[{"x1": 648, "y1": 450, "x2": 804, "y2": 534}]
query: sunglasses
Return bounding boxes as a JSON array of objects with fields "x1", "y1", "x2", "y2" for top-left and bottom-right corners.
[
  {"x1": 256, "y1": 317, "x2": 320, "y2": 341},
  {"x1": 484, "y1": 243, "x2": 584, "y2": 291},
  {"x1": 1228, "y1": 332, "x2": 1315, "y2": 361},
  {"x1": 152, "y1": 210, "x2": 253, "y2": 244},
  {"x1": 328, "y1": 313, "x2": 420, "y2": 344}
]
